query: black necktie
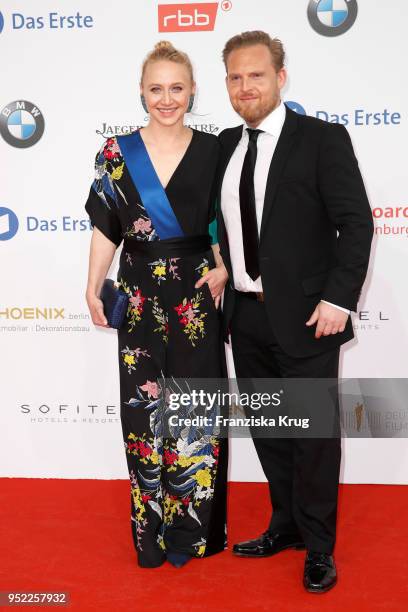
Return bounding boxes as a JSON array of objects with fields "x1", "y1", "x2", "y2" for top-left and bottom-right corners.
[{"x1": 239, "y1": 128, "x2": 263, "y2": 280}]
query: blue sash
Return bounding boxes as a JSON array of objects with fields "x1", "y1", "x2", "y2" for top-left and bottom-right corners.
[{"x1": 117, "y1": 130, "x2": 184, "y2": 239}]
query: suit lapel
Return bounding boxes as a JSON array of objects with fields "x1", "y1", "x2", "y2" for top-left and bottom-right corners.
[
  {"x1": 217, "y1": 127, "x2": 242, "y2": 204},
  {"x1": 260, "y1": 106, "x2": 299, "y2": 240},
  {"x1": 216, "y1": 127, "x2": 242, "y2": 276}
]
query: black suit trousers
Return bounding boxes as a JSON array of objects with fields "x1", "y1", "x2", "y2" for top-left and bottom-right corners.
[{"x1": 230, "y1": 292, "x2": 341, "y2": 554}]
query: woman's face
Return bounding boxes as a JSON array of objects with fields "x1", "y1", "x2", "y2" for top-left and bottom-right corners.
[{"x1": 141, "y1": 60, "x2": 195, "y2": 127}]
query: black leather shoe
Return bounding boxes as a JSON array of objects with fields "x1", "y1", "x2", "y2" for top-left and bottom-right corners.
[
  {"x1": 233, "y1": 531, "x2": 305, "y2": 558},
  {"x1": 303, "y1": 551, "x2": 337, "y2": 593}
]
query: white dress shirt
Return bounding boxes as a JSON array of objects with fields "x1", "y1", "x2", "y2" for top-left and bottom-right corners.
[{"x1": 220, "y1": 101, "x2": 350, "y2": 315}]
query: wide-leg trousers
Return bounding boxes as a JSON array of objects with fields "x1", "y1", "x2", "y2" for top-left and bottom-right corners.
[{"x1": 117, "y1": 239, "x2": 228, "y2": 567}]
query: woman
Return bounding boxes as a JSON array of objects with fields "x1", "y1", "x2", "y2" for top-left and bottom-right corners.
[{"x1": 85, "y1": 41, "x2": 228, "y2": 568}]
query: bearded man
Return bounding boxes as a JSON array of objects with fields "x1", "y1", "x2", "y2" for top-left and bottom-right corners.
[{"x1": 216, "y1": 31, "x2": 373, "y2": 593}]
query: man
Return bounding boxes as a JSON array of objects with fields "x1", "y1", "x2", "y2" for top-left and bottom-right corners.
[{"x1": 217, "y1": 31, "x2": 373, "y2": 593}]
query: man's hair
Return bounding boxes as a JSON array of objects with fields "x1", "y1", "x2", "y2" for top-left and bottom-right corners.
[{"x1": 222, "y1": 31, "x2": 285, "y2": 72}]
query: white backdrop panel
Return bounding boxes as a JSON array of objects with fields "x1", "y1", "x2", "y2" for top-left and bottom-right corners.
[{"x1": 1, "y1": 0, "x2": 407, "y2": 482}]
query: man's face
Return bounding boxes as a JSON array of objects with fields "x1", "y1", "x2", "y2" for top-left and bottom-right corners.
[{"x1": 225, "y1": 44, "x2": 286, "y2": 127}]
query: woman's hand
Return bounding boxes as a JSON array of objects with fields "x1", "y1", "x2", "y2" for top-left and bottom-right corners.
[
  {"x1": 85, "y1": 227, "x2": 117, "y2": 328},
  {"x1": 86, "y1": 292, "x2": 110, "y2": 327},
  {"x1": 195, "y1": 264, "x2": 228, "y2": 309}
]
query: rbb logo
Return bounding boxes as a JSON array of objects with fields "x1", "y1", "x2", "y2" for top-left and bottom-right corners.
[{"x1": 158, "y1": 3, "x2": 218, "y2": 32}]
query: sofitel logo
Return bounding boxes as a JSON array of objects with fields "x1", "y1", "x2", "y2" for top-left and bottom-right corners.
[
  {"x1": 352, "y1": 310, "x2": 390, "y2": 332},
  {"x1": 158, "y1": 2, "x2": 218, "y2": 32},
  {"x1": 20, "y1": 404, "x2": 117, "y2": 415},
  {"x1": 20, "y1": 403, "x2": 119, "y2": 425}
]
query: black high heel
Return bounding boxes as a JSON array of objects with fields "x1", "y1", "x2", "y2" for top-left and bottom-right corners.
[{"x1": 167, "y1": 552, "x2": 191, "y2": 568}]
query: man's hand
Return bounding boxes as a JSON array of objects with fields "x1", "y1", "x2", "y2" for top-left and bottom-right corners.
[
  {"x1": 195, "y1": 265, "x2": 228, "y2": 309},
  {"x1": 306, "y1": 301, "x2": 349, "y2": 339}
]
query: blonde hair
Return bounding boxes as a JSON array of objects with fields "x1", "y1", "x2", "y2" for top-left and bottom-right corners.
[
  {"x1": 222, "y1": 31, "x2": 285, "y2": 72},
  {"x1": 141, "y1": 40, "x2": 194, "y2": 82}
]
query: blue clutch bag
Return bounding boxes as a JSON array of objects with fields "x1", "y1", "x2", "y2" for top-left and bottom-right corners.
[{"x1": 100, "y1": 279, "x2": 129, "y2": 329}]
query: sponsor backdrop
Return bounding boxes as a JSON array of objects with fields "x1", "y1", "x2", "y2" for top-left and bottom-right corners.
[{"x1": 1, "y1": 0, "x2": 407, "y2": 483}]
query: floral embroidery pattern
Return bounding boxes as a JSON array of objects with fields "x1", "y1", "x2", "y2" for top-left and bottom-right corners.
[
  {"x1": 133, "y1": 217, "x2": 153, "y2": 235},
  {"x1": 129, "y1": 471, "x2": 147, "y2": 550},
  {"x1": 149, "y1": 296, "x2": 169, "y2": 343},
  {"x1": 143, "y1": 445, "x2": 217, "y2": 536},
  {"x1": 124, "y1": 375, "x2": 224, "y2": 558},
  {"x1": 124, "y1": 209, "x2": 157, "y2": 242},
  {"x1": 121, "y1": 346, "x2": 150, "y2": 374},
  {"x1": 92, "y1": 137, "x2": 126, "y2": 209},
  {"x1": 126, "y1": 432, "x2": 162, "y2": 466},
  {"x1": 148, "y1": 258, "x2": 180, "y2": 284},
  {"x1": 119, "y1": 278, "x2": 146, "y2": 333},
  {"x1": 126, "y1": 433, "x2": 163, "y2": 552},
  {"x1": 195, "y1": 258, "x2": 210, "y2": 278},
  {"x1": 157, "y1": 532, "x2": 166, "y2": 552},
  {"x1": 103, "y1": 137, "x2": 122, "y2": 162},
  {"x1": 174, "y1": 293, "x2": 207, "y2": 346},
  {"x1": 150, "y1": 259, "x2": 166, "y2": 284},
  {"x1": 168, "y1": 258, "x2": 181, "y2": 280},
  {"x1": 141, "y1": 380, "x2": 161, "y2": 399},
  {"x1": 161, "y1": 435, "x2": 219, "y2": 529},
  {"x1": 193, "y1": 538, "x2": 207, "y2": 557},
  {"x1": 126, "y1": 380, "x2": 162, "y2": 411}
]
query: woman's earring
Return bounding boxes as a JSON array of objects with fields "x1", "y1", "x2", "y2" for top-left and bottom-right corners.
[
  {"x1": 140, "y1": 95, "x2": 148, "y2": 113},
  {"x1": 187, "y1": 94, "x2": 195, "y2": 113}
]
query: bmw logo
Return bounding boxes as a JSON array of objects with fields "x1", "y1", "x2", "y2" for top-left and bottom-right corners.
[
  {"x1": 0, "y1": 100, "x2": 45, "y2": 148},
  {"x1": 0, "y1": 207, "x2": 19, "y2": 240},
  {"x1": 285, "y1": 101, "x2": 307, "y2": 115},
  {"x1": 307, "y1": 0, "x2": 358, "y2": 37}
]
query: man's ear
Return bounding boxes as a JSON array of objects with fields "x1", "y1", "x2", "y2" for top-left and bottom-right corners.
[{"x1": 278, "y1": 68, "x2": 287, "y2": 90}]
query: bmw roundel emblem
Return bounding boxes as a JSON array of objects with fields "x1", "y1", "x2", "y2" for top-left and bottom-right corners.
[
  {"x1": 307, "y1": 0, "x2": 358, "y2": 37},
  {"x1": 0, "y1": 100, "x2": 45, "y2": 148}
]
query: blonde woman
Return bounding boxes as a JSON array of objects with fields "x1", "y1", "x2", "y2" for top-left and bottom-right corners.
[{"x1": 85, "y1": 41, "x2": 228, "y2": 568}]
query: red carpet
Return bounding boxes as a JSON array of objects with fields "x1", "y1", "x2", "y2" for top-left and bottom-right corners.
[{"x1": 1, "y1": 480, "x2": 407, "y2": 611}]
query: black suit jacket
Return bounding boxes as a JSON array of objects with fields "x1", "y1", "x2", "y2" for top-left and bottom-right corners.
[{"x1": 217, "y1": 105, "x2": 374, "y2": 358}]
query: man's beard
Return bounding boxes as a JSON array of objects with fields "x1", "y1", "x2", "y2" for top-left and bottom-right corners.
[{"x1": 234, "y1": 96, "x2": 278, "y2": 125}]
